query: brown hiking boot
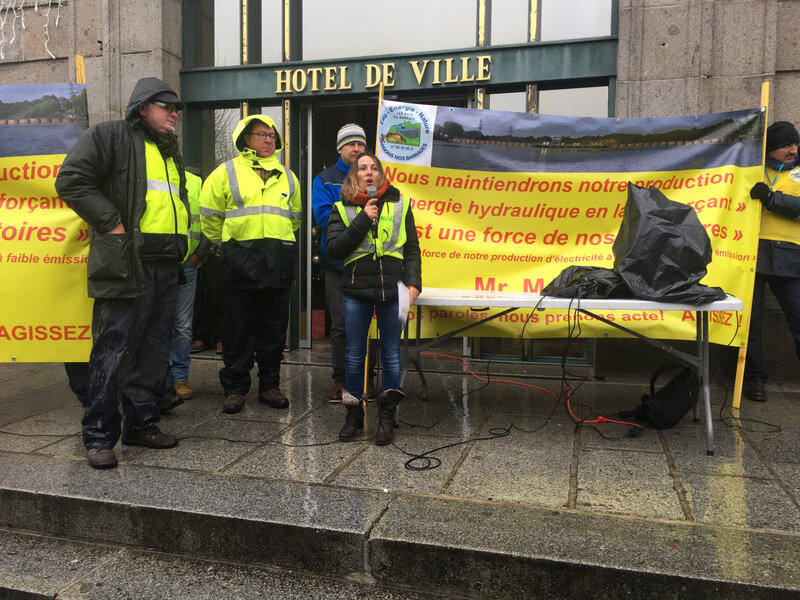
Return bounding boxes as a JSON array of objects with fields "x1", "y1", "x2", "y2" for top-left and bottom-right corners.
[
  {"x1": 190, "y1": 340, "x2": 209, "y2": 353},
  {"x1": 87, "y1": 448, "x2": 117, "y2": 469},
  {"x1": 259, "y1": 389, "x2": 289, "y2": 409},
  {"x1": 173, "y1": 381, "x2": 193, "y2": 400},
  {"x1": 223, "y1": 393, "x2": 246, "y2": 414}
]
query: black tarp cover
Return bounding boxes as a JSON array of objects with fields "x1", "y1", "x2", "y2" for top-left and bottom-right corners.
[{"x1": 543, "y1": 184, "x2": 726, "y2": 304}]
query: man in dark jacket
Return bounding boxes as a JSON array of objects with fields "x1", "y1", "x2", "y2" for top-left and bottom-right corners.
[
  {"x1": 746, "y1": 121, "x2": 800, "y2": 401},
  {"x1": 55, "y1": 77, "x2": 189, "y2": 469}
]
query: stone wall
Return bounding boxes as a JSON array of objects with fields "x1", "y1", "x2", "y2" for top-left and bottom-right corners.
[
  {"x1": 616, "y1": 0, "x2": 795, "y2": 120},
  {"x1": 0, "y1": 0, "x2": 182, "y2": 126},
  {"x1": 613, "y1": 0, "x2": 798, "y2": 382}
]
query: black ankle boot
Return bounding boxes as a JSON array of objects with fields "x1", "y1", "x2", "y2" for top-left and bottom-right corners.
[
  {"x1": 375, "y1": 389, "x2": 404, "y2": 446},
  {"x1": 339, "y1": 404, "x2": 364, "y2": 441},
  {"x1": 743, "y1": 378, "x2": 767, "y2": 402}
]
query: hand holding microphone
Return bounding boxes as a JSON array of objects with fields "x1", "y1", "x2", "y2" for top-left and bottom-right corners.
[{"x1": 366, "y1": 185, "x2": 378, "y2": 238}]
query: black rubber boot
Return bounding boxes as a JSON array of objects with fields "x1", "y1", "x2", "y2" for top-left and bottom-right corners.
[
  {"x1": 339, "y1": 404, "x2": 364, "y2": 441},
  {"x1": 375, "y1": 389, "x2": 404, "y2": 446}
]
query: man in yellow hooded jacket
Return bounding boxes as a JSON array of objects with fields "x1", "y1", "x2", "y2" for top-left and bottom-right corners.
[{"x1": 199, "y1": 115, "x2": 302, "y2": 413}]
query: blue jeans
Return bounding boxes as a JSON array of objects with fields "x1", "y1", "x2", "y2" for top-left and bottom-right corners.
[
  {"x1": 342, "y1": 295, "x2": 403, "y2": 399},
  {"x1": 167, "y1": 262, "x2": 198, "y2": 385}
]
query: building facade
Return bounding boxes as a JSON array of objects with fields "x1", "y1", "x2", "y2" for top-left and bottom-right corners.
[{"x1": 2, "y1": 0, "x2": 796, "y2": 378}]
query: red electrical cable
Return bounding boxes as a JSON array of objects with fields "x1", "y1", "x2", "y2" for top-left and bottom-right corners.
[
  {"x1": 419, "y1": 350, "x2": 643, "y2": 431},
  {"x1": 420, "y1": 351, "x2": 560, "y2": 403},
  {"x1": 562, "y1": 381, "x2": 643, "y2": 430}
]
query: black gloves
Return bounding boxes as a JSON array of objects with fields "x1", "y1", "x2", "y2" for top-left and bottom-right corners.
[{"x1": 750, "y1": 182, "x2": 774, "y2": 207}]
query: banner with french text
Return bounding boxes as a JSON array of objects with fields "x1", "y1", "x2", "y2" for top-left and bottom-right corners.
[
  {"x1": 0, "y1": 83, "x2": 91, "y2": 362},
  {"x1": 377, "y1": 100, "x2": 764, "y2": 345}
]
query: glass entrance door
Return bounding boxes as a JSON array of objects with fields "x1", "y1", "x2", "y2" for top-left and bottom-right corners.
[{"x1": 303, "y1": 93, "x2": 470, "y2": 350}]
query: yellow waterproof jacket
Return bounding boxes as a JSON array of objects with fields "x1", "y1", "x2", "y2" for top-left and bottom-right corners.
[
  {"x1": 200, "y1": 114, "x2": 302, "y2": 289},
  {"x1": 185, "y1": 172, "x2": 203, "y2": 259}
]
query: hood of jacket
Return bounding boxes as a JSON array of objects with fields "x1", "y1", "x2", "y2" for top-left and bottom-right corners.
[
  {"x1": 125, "y1": 77, "x2": 181, "y2": 121},
  {"x1": 232, "y1": 114, "x2": 285, "y2": 170}
]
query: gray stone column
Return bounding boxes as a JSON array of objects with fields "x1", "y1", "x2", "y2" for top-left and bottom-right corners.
[{"x1": 616, "y1": 0, "x2": 791, "y2": 120}]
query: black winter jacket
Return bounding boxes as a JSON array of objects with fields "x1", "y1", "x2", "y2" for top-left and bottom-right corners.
[
  {"x1": 55, "y1": 78, "x2": 189, "y2": 298},
  {"x1": 326, "y1": 185, "x2": 422, "y2": 302}
]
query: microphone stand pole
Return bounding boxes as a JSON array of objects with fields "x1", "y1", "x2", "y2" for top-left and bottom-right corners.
[{"x1": 362, "y1": 83, "x2": 386, "y2": 402}]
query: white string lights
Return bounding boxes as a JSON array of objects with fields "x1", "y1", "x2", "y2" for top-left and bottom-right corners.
[{"x1": 0, "y1": 0, "x2": 62, "y2": 61}]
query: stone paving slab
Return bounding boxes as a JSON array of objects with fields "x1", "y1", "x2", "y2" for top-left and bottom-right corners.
[
  {"x1": 0, "y1": 529, "x2": 119, "y2": 600},
  {"x1": 0, "y1": 529, "x2": 440, "y2": 600},
  {"x1": 443, "y1": 421, "x2": 574, "y2": 507},
  {"x1": 1, "y1": 359, "x2": 799, "y2": 597},
  {"x1": 0, "y1": 452, "x2": 392, "y2": 576},
  {"x1": 576, "y1": 446, "x2": 686, "y2": 520},
  {"x1": 369, "y1": 495, "x2": 800, "y2": 599}
]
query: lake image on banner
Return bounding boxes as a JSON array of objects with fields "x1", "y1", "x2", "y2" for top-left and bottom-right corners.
[
  {"x1": 430, "y1": 105, "x2": 764, "y2": 174},
  {"x1": 0, "y1": 123, "x2": 87, "y2": 158},
  {"x1": 0, "y1": 83, "x2": 88, "y2": 158},
  {"x1": 431, "y1": 140, "x2": 762, "y2": 174}
]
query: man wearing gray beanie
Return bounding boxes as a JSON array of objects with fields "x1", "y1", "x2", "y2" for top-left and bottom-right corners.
[
  {"x1": 312, "y1": 124, "x2": 377, "y2": 403},
  {"x1": 746, "y1": 121, "x2": 800, "y2": 401}
]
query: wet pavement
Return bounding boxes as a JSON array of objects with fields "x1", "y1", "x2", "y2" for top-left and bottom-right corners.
[{"x1": 0, "y1": 347, "x2": 799, "y2": 598}]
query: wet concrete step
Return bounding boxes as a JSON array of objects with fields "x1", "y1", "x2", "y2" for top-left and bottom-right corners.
[
  {"x1": 0, "y1": 528, "x2": 439, "y2": 599},
  {"x1": 1, "y1": 452, "x2": 798, "y2": 599}
]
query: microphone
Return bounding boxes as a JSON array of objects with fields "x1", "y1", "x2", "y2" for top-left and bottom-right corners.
[{"x1": 367, "y1": 186, "x2": 378, "y2": 238}]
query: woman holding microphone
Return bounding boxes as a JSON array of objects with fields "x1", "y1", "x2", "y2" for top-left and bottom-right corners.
[{"x1": 327, "y1": 152, "x2": 422, "y2": 445}]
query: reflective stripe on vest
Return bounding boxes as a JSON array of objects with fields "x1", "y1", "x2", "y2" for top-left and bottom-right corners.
[
  {"x1": 221, "y1": 159, "x2": 299, "y2": 241},
  {"x1": 140, "y1": 140, "x2": 188, "y2": 235},
  {"x1": 761, "y1": 166, "x2": 800, "y2": 245},
  {"x1": 335, "y1": 195, "x2": 408, "y2": 265},
  {"x1": 185, "y1": 172, "x2": 203, "y2": 258}
]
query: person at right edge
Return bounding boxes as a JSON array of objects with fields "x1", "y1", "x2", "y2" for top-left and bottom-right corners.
[
  {"x1": 326, "y1": 152, "x2": 421, "y2": 445},
  {"x1": 747, "y1": 121, "x2": 800, "y2": 402},
  {"x1": 200, "y1": 114, "x2": 302, "y2": 414}
]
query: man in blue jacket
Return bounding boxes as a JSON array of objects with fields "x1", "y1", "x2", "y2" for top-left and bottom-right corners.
[
  {"x1": 312, "y1": 124, "x2": 377, "y2": 402},
  {"x1": 56, "y1": 78, "x2": 188, "y2": 469}
]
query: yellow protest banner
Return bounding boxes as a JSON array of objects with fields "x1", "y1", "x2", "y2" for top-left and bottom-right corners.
[
  {"x1": 0, "y1": 84, "x2": 91, "y2": 362},
  {"x1": 377, "y1": 100, "x2": 764, "y2": 345}
]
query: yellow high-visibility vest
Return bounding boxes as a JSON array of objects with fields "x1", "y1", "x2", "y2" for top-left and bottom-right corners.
[
  {"x1": 140, "y1": 140, "x2": 188, "y2": 236},
  {"x1": 185, "y1": 172, "x2": 202, "y2": 258},
  {"x1": 334, "y1": 195, "x2": 409, "y2": 265},
  {"x1": 202, "y1": 157, "x2": 300, "y2": 243}
]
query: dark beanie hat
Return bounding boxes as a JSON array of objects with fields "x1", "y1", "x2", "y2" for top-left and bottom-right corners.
[{"x1": 766, "y1": 121, "x2": 800, "y2": 152}]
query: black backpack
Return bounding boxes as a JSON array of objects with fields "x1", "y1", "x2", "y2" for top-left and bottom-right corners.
[{"x1": 623, "y1": 365, "x2": 699, "y2": 429}]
